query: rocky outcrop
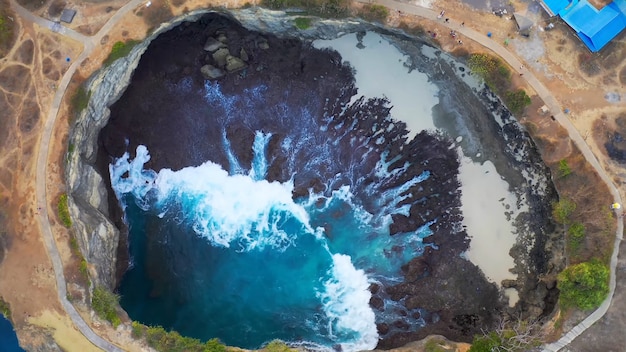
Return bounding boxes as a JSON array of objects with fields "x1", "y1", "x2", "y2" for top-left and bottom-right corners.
[
  {"x1": 67, "y1": 8, "x2": 371, "y2": 290},
  {"x1": 67, "y1": 10, "x2": 222, "y2": 289},
  {"x1": 200, "y1": 64, "x2": 225, "y2": 79}
]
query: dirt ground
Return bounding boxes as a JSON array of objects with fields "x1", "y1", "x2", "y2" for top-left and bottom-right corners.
[{"x1": 0, "y1": 0, "x2": 624, "y2": 350}]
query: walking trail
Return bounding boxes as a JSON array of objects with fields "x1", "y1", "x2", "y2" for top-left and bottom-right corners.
[
  {"x1": 11, "y1": 0, "x2": 624, "y2": 350},
  {"x1": 10, "y1": 0, "x2": 144, "y2": 350}
]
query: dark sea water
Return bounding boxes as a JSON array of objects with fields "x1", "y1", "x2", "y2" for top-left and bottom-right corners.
[
  {"x1": 0, "y1": 316, "x2": 24, "y2": 352},
  {"x1": 114, "y1": 80, "x2": 437, "y2": 350}
]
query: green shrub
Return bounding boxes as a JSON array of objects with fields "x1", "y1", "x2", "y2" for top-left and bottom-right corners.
[
  {"x1": 424, "y1": 338, "x2": 448, "y2": 352},
  {"x1": 558, "y1": 260, "x2": 610, "y2": 310},
  {"x1": 134, "y1": 322, "x2": 227, "y2": 352},
  {"x1": 70, "y1": 86, "x2": 90, "y2": 117},
  {"x1": 552, "y1": 198, "x2": 576, "y2": 224},
  {"x1": 79, "y1": 259, "x2": 89, "y2": 277},
  {"x1": 0, "y1": 297, "x2": 10, "y2": 321},
  {"x1": 567, "y1": 222, "x2": 586, "y2": 251},
  {"x1": 57, "y1": 193, "x2": 72, "y2": 228},
  {"x1": 504, "y1": 89, "x2": 531, "y2": 115},
  {"x1": 261, "y1": 0, "x2": 350, "y2": 18},
  {"x1": 358, "y1": 4, "x2": 389, "y2": 23},
  {"x1": 104, "y1": 40, "x2": 141, "y2": 66},
  {"x1": 0, "y1": 9, "x2": 16, "y2": 58},
  {"x1": 469, "y1": 325, "x2": 542, "y2": 352},
  {"x1": 131, "y1": 321, "x2": 145, "y2": 338},
  {"x1": 468, "y1": 53, "x2": 511, "y2": 94},
  {"x1": 294, "y1": 17, "x2": 312, "y2": 29},
  {"x1": 91, "y1": 286, "x2": 121, "y2": 327},
  {"x1": 264, "y1": 340, "x2": 296, "y2": 352},
  {"x1": 469, "y1": 332, "x2": 501, "y2": 352},
  {"x1": 558, "y1": 159, "x2": 572, "y2": 178}
]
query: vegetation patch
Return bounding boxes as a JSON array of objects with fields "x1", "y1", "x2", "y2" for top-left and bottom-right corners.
[
  {"x1": 263, "y1": 340, "x2": 296, "y2": 352},
  {"x1": 557, "y1": 260, "x2": 610, "y2": 310},
  {"x1": 558, "y1": 159, "x2": 572, "y2": 178},
  {"x1": 469, "y1": 319, "x2": 542, "y2": 352},
  {"x1": 57, "y1": 193, "x2": 72, "y2": 228},
  {"x1": 103, "y1": 40, "x2": 141, "y2": 66},
  {"x1": 468, "y1": 53, "x2": 511, "y2": 94},
  {"x1": 0, "y1": 3, "x2": 16, "y2": 58},
  {"x1": 294, "y1": 17, "x2": 312, "y2": 30},
  {"x1": 0, "y1": 296, "x2": 10, "y2": 322},
  {"x1": 261, "y1": 0, "x2": 350, "y2": 18},
  {"x1": 468, "y1": 53, "x2": 532, "y2": 115},
  {"x1": 424, "y1": 338, "x2": 449, "y2": 352},
  {"x1": 503, "y1": 89, "x2": 531, "y2": 115},
  {"x1": 92, "y1": 286, "x2": 121, "y2": 327},
  {"x1": 358, "y1": 4, "x2": 389, "y2": 23},
  {"x1": 398, "y1": 21, "x2": 425, "y2": 36},
  {"x1": 131, "y1": 322, "x2": 227, "y2": 351},
  {"x1": 552, "y1": 198, "x2": 576, "y2": 225},
  {"x1": 70, "y1": 86, "x2": 91, "y2": 120},
  {"x1": 567, "y1": 222, "x2": 586, "y2": 252}
]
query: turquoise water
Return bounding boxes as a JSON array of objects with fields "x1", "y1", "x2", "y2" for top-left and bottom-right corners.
[
  {"x1": 0, "y1": 316, "x2": 24, "y2": 352},
  {"x1": 115, "y1": 81, "x2": 435, "y2": 350}
]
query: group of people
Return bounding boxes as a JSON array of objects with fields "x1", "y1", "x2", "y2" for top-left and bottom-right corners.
[{"x1": 431, "y1": 10, "x2": 463, "y2": 44}]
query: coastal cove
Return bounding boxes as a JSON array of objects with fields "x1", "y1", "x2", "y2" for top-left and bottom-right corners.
[{"x1": 67, "y1": 8, "x2": 563, "y2": 351}]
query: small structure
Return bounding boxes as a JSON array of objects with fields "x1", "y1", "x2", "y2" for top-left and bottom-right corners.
[
  {"x1": 539, "y1": 0, "x2": 626, "y2": 52},
  {"x1": 60, "y1": 9, "x2": 77, "y2": 24},
  {"x1": 513, "y1": 13, "x2": 534, "y2": 36}
]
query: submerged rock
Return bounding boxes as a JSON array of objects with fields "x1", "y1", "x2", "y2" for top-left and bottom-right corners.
[
  {"x1": 200, "y1": 64, "x2": 225, "y2": 79},
  {"x1": 212, "y1": 47, "x2": 229, "y2": 68},
  {"x1": 203, "y1": 36, "x2": 226, "y2": 52},
  {"x1": 225, "y1": 55, "x2": 246, "y2": 72}
]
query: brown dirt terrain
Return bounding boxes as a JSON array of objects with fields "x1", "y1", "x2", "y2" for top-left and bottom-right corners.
[{"x1": 0, "y1": 0, "x2": 624, "y2": 350}]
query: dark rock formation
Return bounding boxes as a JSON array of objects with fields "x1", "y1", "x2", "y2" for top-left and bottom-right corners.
[{"x1": 68, "y1": 7, "x2": 561, "y2": 350}]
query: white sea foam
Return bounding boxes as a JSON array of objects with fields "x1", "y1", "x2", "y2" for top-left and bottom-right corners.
[
  {"x1": 319, "y1": 254, "x2": 378, "y2": 352},
  {"x1": 111, "y1": 143, "x2": 380, "y2": 348},
  {"x1": 250, "y1": 131, "x2": 273, "y2": 181},
  {"x1": 156, "y1": 161, "x2": 313, "y2": 251}
]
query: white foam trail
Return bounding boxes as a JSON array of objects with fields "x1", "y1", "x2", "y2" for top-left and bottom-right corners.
[
  {"x1": 108, "y1": 145, "x2": 156, "y2": 210},
  {"x1": 319, "y1": 254, "x2": 378, "y2": 352},
  {"x1": 111, "y1": 145, "x2": 380, "y2": 347},
  {"x1": 250, "y1": 131, "x2": 272, "y2": 181},
  {"x1": 157, "y1": 162, "x2": 314, "y2": 250},
  {"x1": 222, "y1": 130, "x2": 245, "y2": 175}
]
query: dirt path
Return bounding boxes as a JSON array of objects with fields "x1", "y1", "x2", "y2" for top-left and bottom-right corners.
[{"x1": 10, "y1": 0, "x2": 142, "y2": 350}]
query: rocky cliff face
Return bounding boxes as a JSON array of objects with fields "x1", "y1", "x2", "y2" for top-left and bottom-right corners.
[{"x1": 67, "y1": 8, "x2": 371, "y2": 289}]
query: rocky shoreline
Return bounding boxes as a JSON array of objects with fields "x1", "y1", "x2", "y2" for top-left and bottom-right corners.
[{"x1": 67, "y1": 7, "x2": 562, "y2": 349}]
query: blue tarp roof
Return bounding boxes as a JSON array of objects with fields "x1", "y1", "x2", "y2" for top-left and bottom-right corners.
[
  {"x1": 541, "y1": 0, "x2": 626, "y2": 51},
  {"x1": 542, "y1": 0, "x2": 574, "y2": 15}
]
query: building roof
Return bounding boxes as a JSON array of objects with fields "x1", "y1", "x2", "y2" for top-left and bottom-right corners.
[
  {"x1": 513, "y1": 13, "x2": 534, "y2": 33},
  {"x1": 60, "y1": 9, "x2": 76, "y2": 23},
  {"x1": 541, "y1": 0, "x2": 574, "y2": 15},
  {"x1": 540, "y1": 0, "x2": 626, "y2": 52},
  {"x1": 562, "y1": 0, "x2": 626, "y2": 51}
]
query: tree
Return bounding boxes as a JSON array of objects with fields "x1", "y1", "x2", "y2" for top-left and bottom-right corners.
[
  {"x1": 552, "y1": 198, "x2": 576, "y2": 224},
  {"x1": 469, "y1": 317, "x2": 543, "y2": 352},
  {"x1": 558, "y1": 260, "x2": 610, "y2": 310}
]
